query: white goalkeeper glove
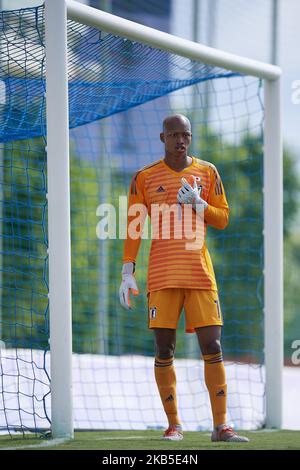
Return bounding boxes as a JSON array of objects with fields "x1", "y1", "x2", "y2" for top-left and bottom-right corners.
[
  {"x1": 177, "y1": 176, "x2": 208, "y2": 211},
  {"x1": 119, "y1": 262, "x2": 139, "y2": 310}
]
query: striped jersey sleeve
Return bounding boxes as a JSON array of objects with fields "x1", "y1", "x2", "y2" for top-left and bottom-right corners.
[
  {"x1": 205, "y1": 164, "x2": 229, "y2": 230},
  {"x1": 123, "y1": 169, "x2": 147, "y2": 264}
]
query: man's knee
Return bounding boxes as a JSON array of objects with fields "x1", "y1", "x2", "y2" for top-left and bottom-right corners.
[
  {"x1": 201, "y1": 338, "x2": 222, "y2": 356},
  {"x1": 154, "y1": 330, "x2": 176, "y2": 359},
  {"x1": 155, "y1": 345, "x2": 175, "y2": 359},
  {"x1": 155, "y1": 339, "x2": 175, "y2": 359}
]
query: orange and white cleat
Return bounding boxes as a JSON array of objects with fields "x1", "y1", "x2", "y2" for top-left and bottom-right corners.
[
  {"x1": 163, "y1": 424, "x2": 183, "y2": 441},
  {"x1": 211, "y1": 425, "x2": 249, "y2": 443}
]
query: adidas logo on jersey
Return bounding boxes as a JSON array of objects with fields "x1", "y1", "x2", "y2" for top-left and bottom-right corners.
[{"x1": 156, "y1": 185, "x2": 166, "y2": 192}]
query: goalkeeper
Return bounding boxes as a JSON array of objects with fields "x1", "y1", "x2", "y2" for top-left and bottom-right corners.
[{"x1": 119, "y1": 114, "x2": 249, "y2": 443}]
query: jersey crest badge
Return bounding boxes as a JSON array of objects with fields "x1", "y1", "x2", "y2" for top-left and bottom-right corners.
[{"x1": 150, "y1": 306, "x2": 157, "y2": 319}]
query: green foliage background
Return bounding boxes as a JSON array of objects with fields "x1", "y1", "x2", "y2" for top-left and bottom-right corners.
[{"x1": 0, "y1": 127, "x2": 299, "y2": 361}]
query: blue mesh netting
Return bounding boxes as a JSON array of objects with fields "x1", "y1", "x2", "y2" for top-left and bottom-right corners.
[
  {"x1": 0, "y1": 4, "x2": 265, "y2": 434},
  {"x1": 0, "y1": 5, "x2": 239, "y2": 143}
]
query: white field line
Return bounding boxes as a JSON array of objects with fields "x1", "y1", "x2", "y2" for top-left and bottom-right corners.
[
  {"x1": 95, "y1": 433, "x2": 212, "y2": 440},
  {"x1": 248, "y1": 429, "x2": 280, "y2": 433},
  {"x1": 95, "y1": 436, "x2": 150, "y2": 441},
  {"x1": 2, "y1": 437, "x2": 70, "y2": 450},
  {"x1": 2, "y1": 435, "x2": 147, "y2": 449}
]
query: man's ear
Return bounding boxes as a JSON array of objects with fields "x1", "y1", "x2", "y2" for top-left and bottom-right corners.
[{"x1": 160, "y1": 132, "x2": 165, "y2": 143}]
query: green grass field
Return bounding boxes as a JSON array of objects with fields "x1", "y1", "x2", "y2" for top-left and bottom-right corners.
[{"x1": 0, "y1": 430, "x2": 299, "y2": 451}]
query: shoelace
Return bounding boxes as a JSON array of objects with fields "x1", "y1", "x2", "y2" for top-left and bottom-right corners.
[
  {"x1": 166, "y1": 426, "x2": 182, "y2": 433},
  {"x1": 220, "y1": 426, "x2": 235, "y2": 435}
]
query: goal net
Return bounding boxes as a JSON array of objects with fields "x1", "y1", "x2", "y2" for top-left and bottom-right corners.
[{"x1": 0, "y1": 3, "x2": 271, "y2": 434}]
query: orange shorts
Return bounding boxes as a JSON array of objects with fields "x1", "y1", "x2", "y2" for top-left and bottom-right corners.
[{"x1": 147, "y1": 288, "x2": 223, "y2": 333}]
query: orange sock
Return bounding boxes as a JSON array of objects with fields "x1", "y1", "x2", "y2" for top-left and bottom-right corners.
[
  {"x1": 203, "y1": 352, "x2": 227, "y2": 428},
  {"x1": 154, "y1": 356, "x2": 181, "y2": 426}
]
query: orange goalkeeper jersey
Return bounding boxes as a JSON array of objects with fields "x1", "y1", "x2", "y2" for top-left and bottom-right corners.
[{"x1": 123, "y1": 156, "x2": 229, "y2": 293}]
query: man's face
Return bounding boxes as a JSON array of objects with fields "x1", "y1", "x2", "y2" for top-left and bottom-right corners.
[{"x1": 160, "y1": 120, "x2": 192, "y2": 156}]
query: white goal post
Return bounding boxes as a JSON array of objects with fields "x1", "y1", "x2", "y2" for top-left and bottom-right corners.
[{"x1": 44, "y1": 0, "x2": 283, "y2": 438}]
